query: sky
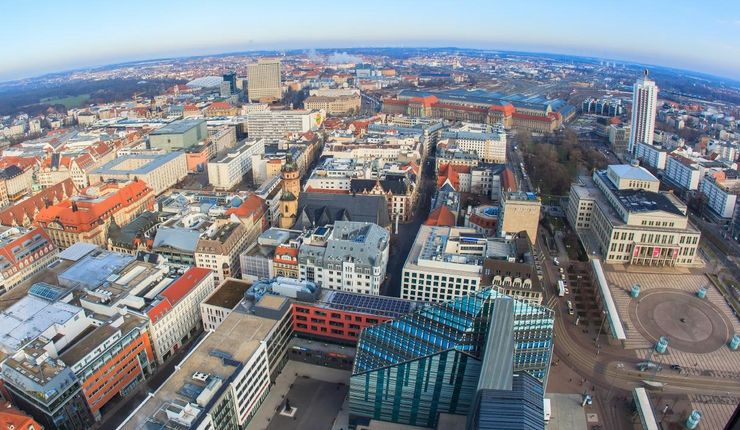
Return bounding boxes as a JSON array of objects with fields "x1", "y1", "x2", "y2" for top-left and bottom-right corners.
[{"x1": 1, "y1": 0, "x2": 739, "y2": 82}]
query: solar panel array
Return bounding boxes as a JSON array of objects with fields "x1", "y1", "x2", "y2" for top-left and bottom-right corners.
[
  {"x1": 28, "y1": 282, "x2": 65, "y2": 301},
  {"x1": 328, "y1": 292, "x2": 412, "y2": 318}
]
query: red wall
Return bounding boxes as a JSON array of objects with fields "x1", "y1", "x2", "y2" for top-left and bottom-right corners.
[{"x1": 291, "y1": 304, "x2": 390, "y2": 344}]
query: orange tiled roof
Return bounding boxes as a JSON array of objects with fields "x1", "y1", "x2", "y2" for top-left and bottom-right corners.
[
  {"x1": 0, "y1": 178, "x2": 78, "y2": 227},
  {"x1": 501, "y1": 167, "x2": 517, "y2": 192},
  {"x1": 424, "y1": 206, "x2": 456, "y2": 227},
  {"x1": 207, "y1": 101, "x2": 233, "y2": 110},
  {"x1": 274, "y1": 245, "x2": 299, "y2": 265},
  {"x1": 35, "y1": 181, "x2": 153, "y2": 232},
  {"x1": 0, "y1": 156, "x2": 39, "y2": 171},
  {"x1": 0, "y1": 401, "x2": 42, "y2": 430},
  {"x1": 225, "y1": 194, "x2": 266, "y2": 219},
  {"x1": 148, "y1": 267, "x2": 212, "y2": 322}
]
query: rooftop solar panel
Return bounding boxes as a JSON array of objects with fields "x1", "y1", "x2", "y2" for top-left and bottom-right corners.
[{"x1": 328, "y1": 292, "x2": 412, "y2": 318}]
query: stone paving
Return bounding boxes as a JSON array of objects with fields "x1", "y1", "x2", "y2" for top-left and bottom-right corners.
[
  {"x1": 604, "y1": 266, "x2": 740, "y2": 375},
  {"x1": 245, "y1": 361, "x2": 351, "y2": 430}
]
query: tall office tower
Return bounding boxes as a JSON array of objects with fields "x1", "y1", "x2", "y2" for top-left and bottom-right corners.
[
  {"x1": 349, "y1": 289, "x2": 553, "y2": 428},
  {"x1": 628, "y1": 69, "x2": 658, "y2": 154},
  {"x1": 247, "y1": 58, "x2": 282, "y2": 102},
  {"x1": 222, "y1": 71, "x2": 237, "y2": 94}
]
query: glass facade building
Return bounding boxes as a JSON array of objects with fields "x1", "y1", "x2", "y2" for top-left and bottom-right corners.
[{"x1": 349, "y1": 289, "x2": 553, "y2": 428}]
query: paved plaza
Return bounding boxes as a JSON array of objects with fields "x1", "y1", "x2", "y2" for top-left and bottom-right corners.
[
  {"x1": 604, "y1": 266, "x2": 740, "y2": 376},
  {"x1": 266, "y1": 377, "x2": 348, "y2": 430},
  {"x1": 246, "y1": 361, "x2": 351, "y2": 430}
]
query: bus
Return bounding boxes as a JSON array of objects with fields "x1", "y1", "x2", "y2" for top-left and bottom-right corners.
[{"x1": 558, "y1": 280, "x2": 565, "y2": 297}]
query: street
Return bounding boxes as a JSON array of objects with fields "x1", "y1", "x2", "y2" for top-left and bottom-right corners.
[{"x1": 382, "y1": 157, "x2": 435, "y2": 297}]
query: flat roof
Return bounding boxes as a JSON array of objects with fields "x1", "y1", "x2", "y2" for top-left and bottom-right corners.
[
  {"x1": 592, "y1": 259, "x2": 626, "y2": 341},
  {"x1": 0, "y1": 296, "x2": 82, "y2": 353},
  {"x1": 120, "y1": 310, "x2": 280, "y2": 429},
  {"x1": 204, "y1": 279, "x2": 251, "y2": 309},
  {"x1": 257, "y1": 294, "x2": 288, "y2": 311},
  {"x1": 92, "y1": 152, "x2": 183, "y2": 175},
  {"x1": 58, "y1": 312, "x2": 146, "y2": 366},
  {"x1": 633, "y1": 388, "x2": 659, "y2": 430},
  {"x1": 149, "y1": 119, "x2": 205, "y2": 135}
]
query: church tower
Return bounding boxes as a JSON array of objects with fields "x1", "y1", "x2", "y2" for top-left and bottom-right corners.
[{"x1": 279, "y1": 156, "x2": 300, "y2": 229}]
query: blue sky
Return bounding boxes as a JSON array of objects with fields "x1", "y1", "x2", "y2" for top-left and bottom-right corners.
[{"x1": 2, "y1": 0, "x2": 739, "y2": 81}]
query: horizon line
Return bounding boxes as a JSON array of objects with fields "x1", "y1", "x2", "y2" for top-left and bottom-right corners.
[{"x1": 1, "y1": 45, "x2": 738, "y2": 86}]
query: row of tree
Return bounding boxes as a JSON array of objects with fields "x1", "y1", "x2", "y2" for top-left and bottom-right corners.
[{"x1": 518, "y1": 129, "x2": 607, "y2": 196}]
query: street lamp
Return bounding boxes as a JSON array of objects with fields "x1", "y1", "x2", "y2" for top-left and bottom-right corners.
[{"x1": 595, "y1": 310, "x2": 607, "y2": 347}]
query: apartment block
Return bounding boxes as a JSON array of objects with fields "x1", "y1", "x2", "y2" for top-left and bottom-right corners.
[{"x1": 297, "y1": 222, "x2": 389, "y2": 295}]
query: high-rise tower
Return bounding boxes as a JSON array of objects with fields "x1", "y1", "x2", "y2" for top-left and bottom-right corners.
[
  {"x1": 278, "y1": 157, "x2": 300, "y2": 229},
  {"x1": 247, "y1": 58, "x2": 282, "y2": 103},
  {"x1": 628, "y1": 69, "x2": 658, "y2": 154}
]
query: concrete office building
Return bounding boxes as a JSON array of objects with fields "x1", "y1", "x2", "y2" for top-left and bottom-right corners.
[
  {"x1": 89, "y1": 152, "x2": 188, "y2": 195},
  {"x1": 628, "y1": 70, "x2": 658, "y2": 154},
  {"x1": 566, "y1": 163, "x2": 701, "y2": 266},
  {"x1": 246, "y1": 110, "x2": 324, "y2": 140},
  {"x1": 664, "y1": 152, "x2": 728, "y2": 192},
  {"x1": 442, "y1": 123, "x2": 507, "y2": 163},
  {"x1": 119, "y1": 295, "x2": 293, "y2": 430},
  {"x1": 247, "y1": 58, "x2": 282, "y2": 102},
  {"x1": 349, "y1": 289, "x2": 553, "y2": 428},
  {"x1": 207, "y1": 138, "x2": 266, "y2": 190},
  {"x1": 297, "y1": 221, "x2": 390, "y2": 295},
  {"x1": 200, "y1": 278, "x2": 252, "y2": 331},
  {"x1": 0, "y1": 226, "x2": 57, "y2": 293},
  {"x1": 149, "y1": 119, "x2": 208, "y2": 151},
  {"x1": 499, "y1": 191, "x2": 541, "y2": 244},
  {"x1": 400, "y1": 226, "x2": 486, "y2": 302}
]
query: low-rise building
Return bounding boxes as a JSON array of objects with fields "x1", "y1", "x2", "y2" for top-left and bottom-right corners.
[
  {"x1": 146, "y1": 267, "x2": 215, "y2": 363},
  {"x1": 207, "y1": 138, "x2": 266, "y2": 190},
  {"x1": 401, "y1": 226, "x2": 486, "y2": 302},
  {"x1": 304, "y1": 94, "x2": 361, "y2": 115},
  {"x1": 699, "y1": 171, "x2": 739, "y2": 221},
  {"x1": 0, "y1": 226, "x2": 57, "y2": 293},
  {"x1": 298, "y1": 221, "x2": 390, "y2": 295},
  {"x1": 149, "y1": 119, "x2": 208, "y2": 151},
  {"x1": 36, "y1": 181, "x2": 155, "y2": 249},
  {"x1": 482, "y1": 232, "x2": 543, "y2": 305},
  {"x1": 200, "y1": 278, "x2": 252, "y2": 331},
  {"x1": 194, "y1": 222, "x2": 252, "y2": 285},
  {"x1": 89, "y1": 152, "x2": 187, "y2": 195}
]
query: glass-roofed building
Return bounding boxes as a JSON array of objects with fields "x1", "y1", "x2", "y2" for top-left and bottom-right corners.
[{"x1": 349, "y1": 288, "x2": 553, "y2": 428}]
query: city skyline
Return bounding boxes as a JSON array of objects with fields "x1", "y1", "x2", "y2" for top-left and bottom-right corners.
[{"x1": 1, "y1": 0, "x2": 739, "y2": 82}]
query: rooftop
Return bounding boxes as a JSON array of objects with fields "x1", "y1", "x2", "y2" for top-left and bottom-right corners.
[
  {"x1": 92, "y1": 152, "x2": 184, "y2": 175},
  {"x1": 607, "y1": 164, "x2": 658, "y2": 183},
  {"x1": 149, "y1": 119, "x2": 205, "y2": 135},
  {"x1": 203, "y1": 279, "x2": 251, "y2": 309},
  {"x1": 121, "y1": 309, "x2": 282, "y2": 429},
  {"x1": 0, "y1": 295, "x2": 82, "y2": 354}
]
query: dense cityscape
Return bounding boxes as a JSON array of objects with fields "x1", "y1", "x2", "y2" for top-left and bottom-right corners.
[{"x1": 0, "y1": 7, "x2": 739, "y2": 430}]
